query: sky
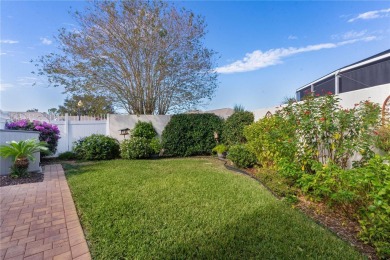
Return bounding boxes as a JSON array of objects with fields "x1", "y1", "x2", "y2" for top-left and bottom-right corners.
[{"x1": 1, "y1": 1, "x2": 389, "y2": 114}]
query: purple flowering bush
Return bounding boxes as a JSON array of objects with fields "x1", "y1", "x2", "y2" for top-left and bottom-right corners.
[{"x1": 5, "y1": 119, "x2": 60, "y2": 156}]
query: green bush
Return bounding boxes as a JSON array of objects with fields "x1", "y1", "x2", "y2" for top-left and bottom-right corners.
[
  {"x1": 57, "y1": 151, "x2": 76, "y2": 160},
  {"x1": 132, "y1": 121, "x2": 157, "y2": 140},
  {"x1": 227, "y1": 145, "x2": 257, "y2": 168},
  {"x1": 150, "y1": 137, "x2": 162, "y2": 154},
  {"x1": 244, "y1": 115, "x2": 296, "y2": 169},
  {"x1": 120, "y1": 137, "x2": 154, "y2": 159},
  {"x1": 73, "y1": 134, "x2": 120, "y2": 160},
  {"x1": 297, "y1": 156, "x2": 390, "y2": 258},
  {"x1": 223, "y1": 111, "x2": 254, "y2": 145},
  {"x1": 162, "y1": 114, "x2": 224, "y2": 157}
]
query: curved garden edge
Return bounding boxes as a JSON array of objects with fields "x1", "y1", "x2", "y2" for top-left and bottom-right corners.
[{"x1": 217, "y1": 158, "x2": 378, "y2": 260}]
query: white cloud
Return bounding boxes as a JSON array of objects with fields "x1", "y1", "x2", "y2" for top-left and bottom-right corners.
[
  {"x1": 0, "y1": 52, "x2": 6, "y2": 56},
  {"x1": 40, "y1": 37, "x2": 52, "y2": 45},
  {"x1": 341, "y1": 30, "x2": 367, "y2": 40},
  {"x1": 288, "y1": 35, "x2": 298, "y2": 40},
  {"x1": 0, "y1": 39, "x2": 19, "y2": 44},
  {"x1": 17, "y1": 77, "x2": 38, "y2": 86},
  {"x1": 215, "y1": 37, "x2": 376, "y2": 74},
  {"x1": 0, "y1": 83, "x2": 14, "y2": 92},
  {"x1": 348, "y1": 8, "x2": 390, "y2": 22}
]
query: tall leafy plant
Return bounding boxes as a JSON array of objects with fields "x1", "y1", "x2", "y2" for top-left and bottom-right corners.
[{"x1": 279, "y1": 94, "x2": 380, "y2": 171}]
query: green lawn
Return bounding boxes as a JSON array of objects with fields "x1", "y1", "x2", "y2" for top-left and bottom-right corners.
[{"x1": 65, "y1": 158, "x2": 364, "y2": 259}]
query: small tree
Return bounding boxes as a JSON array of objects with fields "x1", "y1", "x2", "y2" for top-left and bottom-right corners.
[
  {"x1": 58, "y1": 94, "x2": 115, "y2": 115},
  {"x1": 35, "y1": 0, "x2": 217, "y2": 115}
]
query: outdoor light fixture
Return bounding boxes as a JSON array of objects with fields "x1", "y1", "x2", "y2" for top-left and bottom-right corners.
[
  {"x1": 77, "y1": 100, "x2": 83, "y2": 121},
  {"x1": 119, "y1": 128, "x2": 130, "y2": 139}
]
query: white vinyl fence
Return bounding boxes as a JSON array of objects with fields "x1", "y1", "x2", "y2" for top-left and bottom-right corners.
[{"x1": 51, "y1": 114, "x2": 107, "y2": 155}]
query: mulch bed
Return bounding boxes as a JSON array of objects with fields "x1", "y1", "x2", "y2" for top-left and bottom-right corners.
[
  {"x1": 295, "y1": 196, "x2": 377, "y2": 259},
  {"x1": 0, "y1": 172, "x2": 44, "y2": 187}
]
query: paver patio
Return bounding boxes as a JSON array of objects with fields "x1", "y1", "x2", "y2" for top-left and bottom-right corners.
[{"x1": 0, "y1": 164, "x2": 91, "y2": 260}]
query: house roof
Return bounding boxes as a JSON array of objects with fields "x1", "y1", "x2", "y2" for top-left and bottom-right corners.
[{"x1": 296, "y1": 49, "x2": 390, "y2": 92}]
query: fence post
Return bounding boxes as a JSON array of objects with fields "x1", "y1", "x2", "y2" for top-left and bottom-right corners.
[
  {"x1": 64, "y1": 113, "x2": 69, "y2": 151},
  {"x1": 106, "y1": 114, "x2": 110, "y2": 136}
]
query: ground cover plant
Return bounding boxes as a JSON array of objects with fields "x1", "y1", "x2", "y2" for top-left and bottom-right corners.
[{"x1": 65, "y1": 158, "x2": 363, "y2": 259}]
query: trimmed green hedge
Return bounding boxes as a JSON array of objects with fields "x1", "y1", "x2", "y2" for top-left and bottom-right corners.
[
  {"x1": 162, "y1": 114, "x2": 224, "y2": 156},
  {"x1": 223, "y1": 111, "x2": 254, "y2": 145}
]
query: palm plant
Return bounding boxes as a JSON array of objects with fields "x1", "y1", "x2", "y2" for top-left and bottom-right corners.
[{"x1": 0, "y1": 139, "x2": 48, "y2": 177}]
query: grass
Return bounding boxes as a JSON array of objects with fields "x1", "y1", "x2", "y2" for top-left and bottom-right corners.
[{"x1": 65, "y1": 158, "x2": 364, "y2": 259}]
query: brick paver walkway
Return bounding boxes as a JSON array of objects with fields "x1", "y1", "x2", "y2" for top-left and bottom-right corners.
[{"x1": 0, "y1": 164, "x2": 91, "y2": 260}]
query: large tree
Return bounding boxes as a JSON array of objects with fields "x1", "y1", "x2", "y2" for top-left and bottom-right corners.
[
  {"x1": 57, "y1": 94, "x2": 115, "y2": 115},
  {"x1": 36, "y1": 0, "x2": 217, "y2": 114}
]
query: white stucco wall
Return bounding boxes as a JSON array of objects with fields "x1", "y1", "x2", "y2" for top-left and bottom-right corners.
[
  {"x1": 252, "y1": 84, "x2": 390, "y2": 121},
  {"x1": 108, "y1": 115, "x2": 171, "y2": 141}
]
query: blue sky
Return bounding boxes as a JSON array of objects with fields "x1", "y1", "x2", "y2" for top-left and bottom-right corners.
[{"x1": 1, "y1": 1, "x2": 389, "y2": 113}]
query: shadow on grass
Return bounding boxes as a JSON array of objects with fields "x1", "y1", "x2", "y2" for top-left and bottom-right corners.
[{"x1": 152, "y1": 207, "x2": 361, "y2": 260}]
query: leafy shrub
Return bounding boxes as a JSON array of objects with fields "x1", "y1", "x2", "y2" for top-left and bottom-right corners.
[
  {"x1": 120, "y1": 137, "x2": 154, "y2": 159},
  {"x1": 375, "y1": 124, "x2": 390, "y2": 154},
  {"x1": 73, "y1": 134, "x2": 120, "y2": 160},
  {"x1": 227, "y1": 145, "x2": 257, "y2": 168},
  {"x1": 223, "y1": 111, "x2": 254, "y2": 145},
  {"x1": 278, "y1": 95, "x2": 380, "y2": 171},
  {"x1": 131, "y1": 121, "x2": 157, "y2": 140},
  {"x1": 57, "y1": 151, "x2": 76, "y2": 160},
  {"x1": 244, "y1": 115, "x2": 296, "y2": 169},
  {"x1": 5, "y1": 119, "x2": 60, "y2": 156},
  {"x1": 162, "y1": 114, "x2": 224, "y2": 157},
  {"x1": 298, "y1": 156, "x2": 390, "y2": 258}
]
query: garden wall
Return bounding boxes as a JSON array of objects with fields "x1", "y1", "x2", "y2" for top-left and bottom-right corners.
[
  {"x1": 108, "y1": 114, "x2": 171, "y2": 141},
  {"x1": 253, "y1": 84, "x2": 390, "y2": 121},
  {"x1": 0, "y1": 130, "x2": 40, "y2": 175}
]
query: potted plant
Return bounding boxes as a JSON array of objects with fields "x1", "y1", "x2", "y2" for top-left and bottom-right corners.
[
  {"x1": 0, "y1": 139, "x2": 48, "y2": 178},
  {"x1": 212, "y1": 144, "x2": 228, "y2": 159}
]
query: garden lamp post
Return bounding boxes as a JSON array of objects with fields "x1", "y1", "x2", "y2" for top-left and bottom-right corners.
[{"x1": 77, "y1": 100, "x2": 83, "y2": 121}]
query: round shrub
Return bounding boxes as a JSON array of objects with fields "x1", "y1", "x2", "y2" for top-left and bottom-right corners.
[
  {"x1": 5, "y1": 119, "x2": 60, "y2": 156},
  {"x1": 120, "y1": 137, "x2": 154, "y2": 159},
  {"x1": 73, "y1": 134, "x2": 120, "y2": 160},
  {"x1": 131, "y1": 121, "x2": 157, "y2": 140},
  {"x1": 162, "y1": 114, "x2": 224, "y2": 157},
  {"x1": 227, "y1": 145, "x2": 257, "y2": 168},
  {"x1": 223, "y1": 111, "x2": 254, "y2": 145}
]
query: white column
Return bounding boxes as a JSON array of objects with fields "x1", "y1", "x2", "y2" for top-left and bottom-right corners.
[{"x1": 335, "y1": 71, "x2": 340, "y2": 94}]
